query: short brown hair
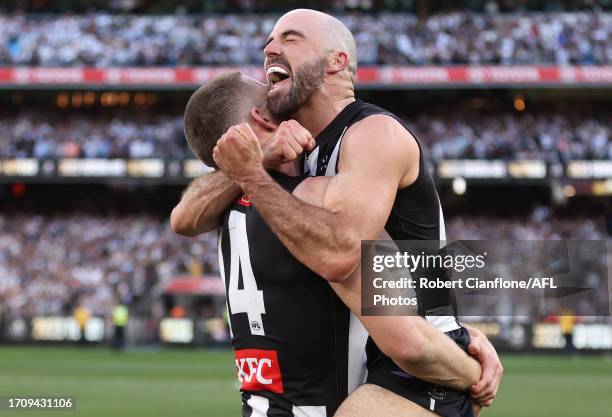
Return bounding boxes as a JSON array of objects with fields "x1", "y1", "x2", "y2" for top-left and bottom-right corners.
[{"x1": 184, "y1": 72, "x2": 263, "y2": 168}]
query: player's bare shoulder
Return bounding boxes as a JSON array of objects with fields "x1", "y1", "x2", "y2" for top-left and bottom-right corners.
[{"x1": 338, "y1": 113, "x2": 420, "y2": 185}]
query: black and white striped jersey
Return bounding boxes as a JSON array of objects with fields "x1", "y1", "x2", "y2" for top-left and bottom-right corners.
[
  {"x1": 303, "y1": 99, "x2": 460, "y2": 370},
  {"x1": 218, "y1": 172, "x2": 368, "y2": 417}
]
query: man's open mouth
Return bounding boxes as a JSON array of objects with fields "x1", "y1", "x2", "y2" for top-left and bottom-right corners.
[{"x1": 266, "y1": 65, "x2": 291, "y2": 90}]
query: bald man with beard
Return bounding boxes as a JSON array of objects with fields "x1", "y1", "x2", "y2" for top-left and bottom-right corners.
[{"x1": 174, "y1": 9, "x2": 502, "y2": 417}]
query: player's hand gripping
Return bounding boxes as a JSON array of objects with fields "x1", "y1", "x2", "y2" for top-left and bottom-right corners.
[
  {"x1": 213, "y1": 123, "x2": 265, "y2": 186},
  {"x1": 261, "y1": 120, "x2": 315, "y2": 170},
  {"x1": 468, "y1": 331, "x2": 503, "y2": 407}
]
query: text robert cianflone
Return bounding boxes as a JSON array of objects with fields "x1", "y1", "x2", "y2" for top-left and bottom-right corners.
[{"x1": 372, "y1": 277, "x2": 558, "y2": 290}]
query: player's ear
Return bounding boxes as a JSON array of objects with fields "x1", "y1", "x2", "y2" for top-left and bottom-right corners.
[
  {"x1": 326, "y1": 51, "x2": 349, "y2": 75},
  {"x1": 250, "y1": 107, "x2": 277, "y2": 132}
]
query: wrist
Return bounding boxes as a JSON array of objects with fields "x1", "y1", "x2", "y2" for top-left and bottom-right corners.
[
  {"x1": 238, "y1": 166, "x2": 271, "y2": 195},
  {"x1": 469, "y1": 356, "x2": 482, "y2": 387}
]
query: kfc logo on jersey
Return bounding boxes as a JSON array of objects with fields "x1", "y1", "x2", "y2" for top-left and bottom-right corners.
[{"x1": 234, "y1": 349, "x2": 284, "y2": 394}]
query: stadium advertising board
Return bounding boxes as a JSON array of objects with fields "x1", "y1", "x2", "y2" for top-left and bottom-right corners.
[
  {"x1": 30, "y1": 317, "x2": 105, "y2": 342},
  {"x1": 0, "y1": 159, "x2": 591, "y2": 183},
  {"x1": 0, "y1": 66, "x2": 611, "y2": 87},
  {"x1": 159, "y1": 318, "x2": 194, "y2": 344}
]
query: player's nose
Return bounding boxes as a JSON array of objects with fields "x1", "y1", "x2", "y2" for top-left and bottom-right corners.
[{"x1": 264, "y1": 38, "x2": 281, "y2": 58}]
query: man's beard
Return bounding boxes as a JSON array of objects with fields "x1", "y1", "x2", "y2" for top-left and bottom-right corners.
[{"x1": 266, "y1": 57, "x2": 325, "y2": 120}]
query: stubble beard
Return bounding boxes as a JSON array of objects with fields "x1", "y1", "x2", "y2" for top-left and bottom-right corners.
[{"x1": 266, "y1": 56, "x2": 326, "y2": 120}]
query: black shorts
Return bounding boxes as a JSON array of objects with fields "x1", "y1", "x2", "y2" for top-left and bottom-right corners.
[{"x1": 366, "y1": 326, "x2": 474, "y2": 417}]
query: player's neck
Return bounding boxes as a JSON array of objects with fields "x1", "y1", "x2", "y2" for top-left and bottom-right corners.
[{"x1": 293, "y1": 92, "x2": 355, "y2": 139}]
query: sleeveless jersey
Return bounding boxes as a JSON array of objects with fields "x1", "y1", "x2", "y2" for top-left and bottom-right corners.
[
  {"x1": 218, "y1": 172, "x2": 368, "y2": 417},
  {"x1": 303, "y1": 99, "x2": 460, "y2": 370}
]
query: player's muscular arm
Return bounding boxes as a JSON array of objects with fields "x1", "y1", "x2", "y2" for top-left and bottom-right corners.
[
  {"x1": 214, "y1": 115, "x2": 407, "y2": 282},
  {"x1": 330, "y1": 275, "x2": 480, "y2": 391},
  {"x1": 170, "y1": 170, "x2": 241, "y2": 236},
  {"x1": 215, "y1": 119, "x2": 484, "y2": 394},
  {"x1": 361, "y1": 308, "x2": 480, "y2": 391},
  {"x1": 295, "y1": 178, "x2": 481, "y2": 391}
]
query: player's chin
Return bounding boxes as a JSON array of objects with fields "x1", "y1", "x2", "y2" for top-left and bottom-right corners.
[
  {"x1": 267, "y1": 88, "x2": 287, "y2": 102},
  {"x1": 266, "y1": 93, "x2": 292, "y2": 117}
]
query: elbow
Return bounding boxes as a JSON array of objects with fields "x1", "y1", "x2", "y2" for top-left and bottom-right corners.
[
  {"x1": 319, "y1": 245, "x2": 361, "y2": 283},
  {"x1": 403, "y1": 338, "x2": 428, "y2": 365},
  {"x1": 170, "y1": 205, "x2": 205, "y2": 237},
  {"x1": 381, "y1": 325, "x2": 429, "y2": 368}
]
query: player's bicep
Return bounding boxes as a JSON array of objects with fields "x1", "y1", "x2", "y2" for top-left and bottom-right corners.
[
  {"x1": 323, "y1": 169, "x2": 396, "y2": 240},
  {"x1": 322, "y1": 117, "x2": 406, "y2": 240}
]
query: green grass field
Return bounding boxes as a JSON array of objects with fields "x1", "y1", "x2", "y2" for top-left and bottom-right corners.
[{"x1": 0, "y1": 346, "x2": 610, "y2": 417}]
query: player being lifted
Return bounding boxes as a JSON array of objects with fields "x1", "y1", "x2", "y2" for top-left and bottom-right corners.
[{"x1": 173, "y1": 73, "x2": 499, "y2": 417}]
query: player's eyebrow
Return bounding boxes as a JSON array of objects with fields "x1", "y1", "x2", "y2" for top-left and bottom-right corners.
[{"x1": 265, "y1": 29, "x2": 306, "y2": 47}]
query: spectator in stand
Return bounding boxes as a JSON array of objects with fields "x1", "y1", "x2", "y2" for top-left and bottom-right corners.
[
  {"x1": 0, "y1": 214, "x2": 218, "y2": 317},
  {"x1": 0, "y1": 108, "x2": 609, "y2": 161},
  {"x1": 0, "y1": 113, "x2": 187, "y2": 159},
  {"x1": 0, "y1": 209, "x2": 608, "y2": 318},
  {"x1": 0, "y1": 12, "x2": 610, "y2": 67}
]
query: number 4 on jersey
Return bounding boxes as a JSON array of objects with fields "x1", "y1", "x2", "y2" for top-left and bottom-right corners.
[{"x1": 225, "y1": 210, "x2": 266, "y2": 336}]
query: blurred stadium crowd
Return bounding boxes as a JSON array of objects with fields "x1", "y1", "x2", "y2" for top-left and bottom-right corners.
[
  {"x1": 1, "y1": 109, "x2": 609, "y2": 161},
  {"x1": 0, "y1": 214, "x2": 218, "y2": 317},
  {"x1": 0, "y1": 209, "x2": 608, "y2": 317},
  {"x1": 0, "y1": 11, "x2": 610, "y2": 66},
  {"x1": 0, "y1": 113, "x2": 187, "y2": 159},
  {"x1": 0, "y1": 0, "x2": 610, "y2": 347}
]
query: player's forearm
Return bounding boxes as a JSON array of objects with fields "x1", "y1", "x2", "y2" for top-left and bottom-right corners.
[
  {"x1": 241, "y1": 170, "x2": 359, "y2": 282},
  {"x1": 171, "y1": 171, "x2": 241, "y2": 236},
  {"x1": 399, "y1": 321, "x2": 481, "y2": 391},
  {"x1": 331, "y1": 276, "x2": 480, "y2": 391}
]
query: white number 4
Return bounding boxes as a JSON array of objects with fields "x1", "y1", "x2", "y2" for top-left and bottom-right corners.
[{"x1": 223, "y1": 211, "x2": 266, "y2": 336}]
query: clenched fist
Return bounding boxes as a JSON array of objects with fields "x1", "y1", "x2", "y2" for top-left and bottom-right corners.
[
  {"x1": 213, "y1": 123, "x2": 265, "y2": 186},
  {"x1": 262, "y1": 120, "x2": 315, "y2": 170}
]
